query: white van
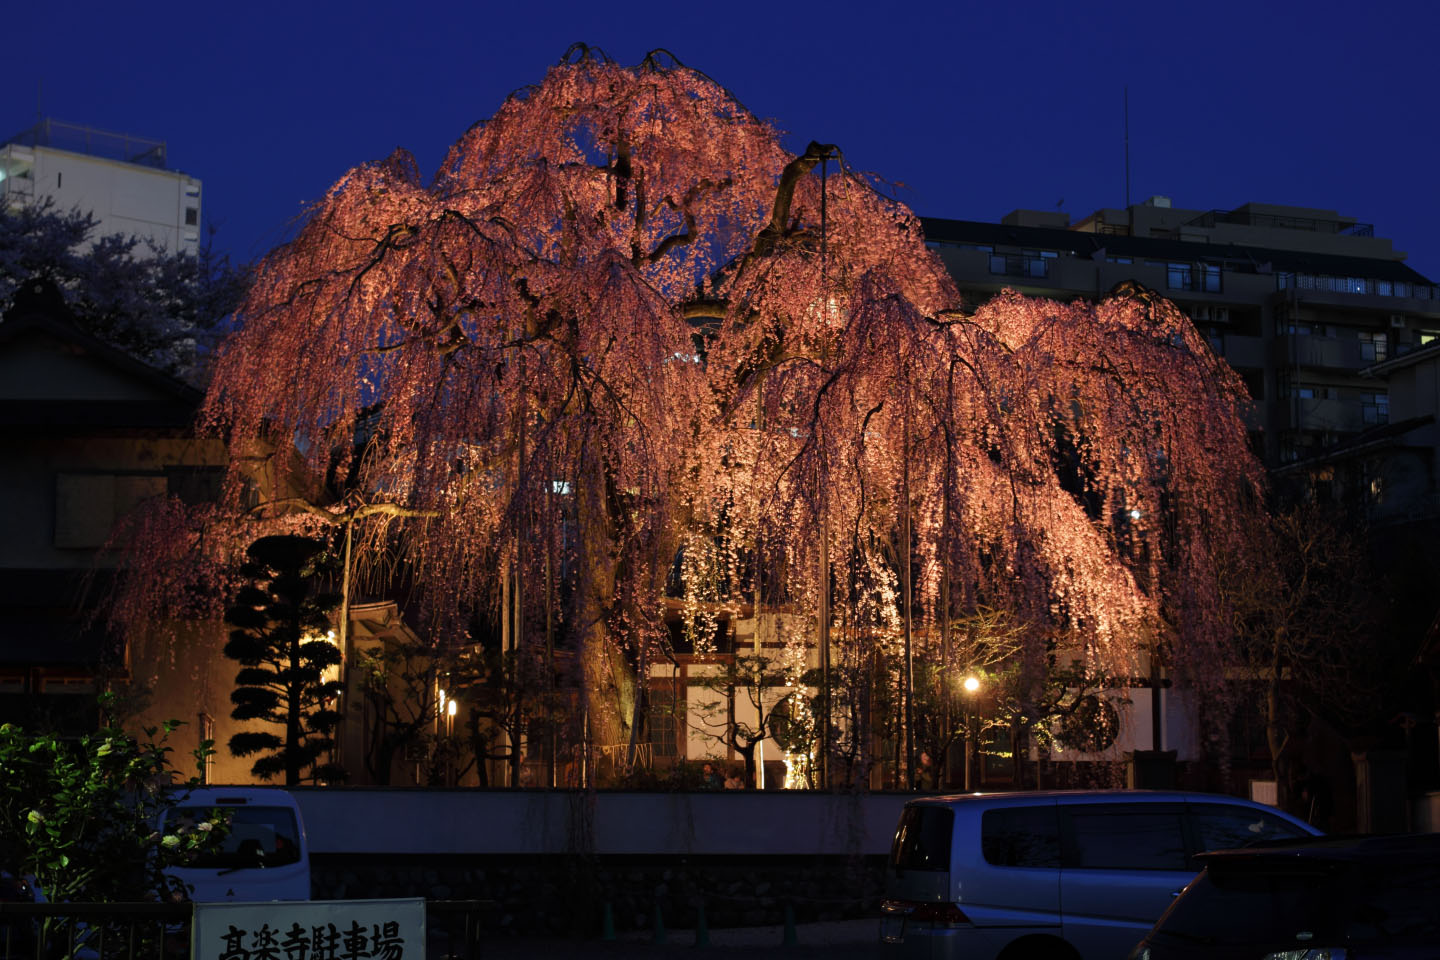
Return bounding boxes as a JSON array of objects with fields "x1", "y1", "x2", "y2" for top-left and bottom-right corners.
[
  {"x1": 880, "y1": 790, "x2": 1320, "y2": 960},
  {"x1": 161, "y1": 787, "x2": 310, "y2": 902}
]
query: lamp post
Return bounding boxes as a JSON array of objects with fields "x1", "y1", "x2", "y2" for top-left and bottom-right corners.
[
  {"x1": 962, "y1": 675, "x2": 980, "y2": 791},
  {"x1": 445, "y1": 699, "x2": 458, "y2": 786}
]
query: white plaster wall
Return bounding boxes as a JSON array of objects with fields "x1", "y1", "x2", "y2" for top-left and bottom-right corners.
[
  {"x1": 684, "y1": 662, "x2": 728, "y2": 760},
  {"x1": 291, "y1": 788, "x2": 913, "y2": 857},
  {"x1": 1032, "y1": 686, "x2": 1200, "y2": 763}
]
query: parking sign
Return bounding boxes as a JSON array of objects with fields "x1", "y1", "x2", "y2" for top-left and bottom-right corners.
[{"x1": 192, "y1": 897, "x2": 426, "y2": 960}]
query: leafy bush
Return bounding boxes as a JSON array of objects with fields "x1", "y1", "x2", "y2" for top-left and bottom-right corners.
[{"x1": 0, "y1": 705, "x2": 223, "y2": 903}]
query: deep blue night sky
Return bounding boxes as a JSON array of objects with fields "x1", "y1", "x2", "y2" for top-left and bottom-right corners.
[{"x1": 8, "y1": 1, "x2": 1439, "y2": 277}]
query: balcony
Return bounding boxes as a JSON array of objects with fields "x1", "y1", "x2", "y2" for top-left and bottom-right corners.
[
  {"x1": 1292, "y1": 398, "x2": 1367, "y2": 433},
  {"x1": 1275, "y1": 335, "x2": 1369, "y2": 371}
]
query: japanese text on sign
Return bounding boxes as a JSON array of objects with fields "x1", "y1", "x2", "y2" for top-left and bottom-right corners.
[{"x1": 194, "y1": 899, "x2": 424, "y2": 960}]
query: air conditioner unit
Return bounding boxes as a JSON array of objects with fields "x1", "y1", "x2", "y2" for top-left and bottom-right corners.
[
  {"x1": 1390, "y1": 314, "x2": 1407, "y2": 329},
  {"x1": 1214, "y1": 307, "x2": 1231, "y2": 324},
  {"x1": 1192, "y1": 306, "x2": 1211, "y2": 323}
]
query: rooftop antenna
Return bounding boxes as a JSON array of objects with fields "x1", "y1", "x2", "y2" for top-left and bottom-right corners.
[{"x1": 1124, "y1": 84, "x2": 1131, "y2": 210}]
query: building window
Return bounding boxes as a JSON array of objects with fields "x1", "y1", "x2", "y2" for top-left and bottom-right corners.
[
  {"x1": 199, "y1": 713, "x2": 216, "y2": 784},
  {"x1": 1361, "y1": 393, "x2": 1389, "y2": 425},
  {"x1": 1202, "y1": 264, "x2": 1221, "y2": 293},
  {"x1": 54, "y1": 472, "x2": 166, "y2": 548},
  {"x1": 1168, "y1": 262, "x2": 1220, "y2": 293},
  {"x1": 649, "y1": 684, "x2": 681, "y2": 760},
  {"x1": 185, "y1": 207, "x2": 198, "y2": 226},
  {"x1": 1358, "y1": 331, "x2": 1388, "y2": 363},
  {"x1": 41, "y1": 677, "x2": 96, "y2": 694},
  {"x1": 989, "y1": 253, "x2": 1051, "y2": 279}
]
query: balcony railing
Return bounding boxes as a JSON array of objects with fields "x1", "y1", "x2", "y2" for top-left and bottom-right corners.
[
  {"x1": 3, "y1": 119, "x2": 167, "y2": 169},
  {"x1": 1186, "y1": 209, "x2": 1374, "y2": 237},
  {"x1": 1277, "y1": 273, "x2": 1438, "y2": 300}
]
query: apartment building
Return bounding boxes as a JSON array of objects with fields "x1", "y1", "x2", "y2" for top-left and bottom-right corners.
[
  {"x1": 922, "y1": 200, "x2": 1440, "y2": 488},
  {"x1": 0, "y1": 118, "x2": 202, "y2": 256}
]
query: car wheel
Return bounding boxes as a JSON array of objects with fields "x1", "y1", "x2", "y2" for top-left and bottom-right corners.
[{"x1": 999, "y1": 934, "x2": 1080, "y2": 960}]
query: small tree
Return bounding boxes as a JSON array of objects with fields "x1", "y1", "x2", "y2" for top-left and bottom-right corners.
[
  {"x1": 352, "y1": 634, "x2": 441, "y2": 785},
  {"x1": 224, "y1": 535, "x2": 345, "y2": 784},
  {"x1": 0, "y1": 198, "x2": 249, "y2": 382},
  {"x1": 0, "y1": 708, "x2": 223, "y2": 906},
  {"x1": 1224, "y1": 504, "x2": 1385, "y2": 808},
  {"x1": 691, "y1": 655, "x2": 797, "y2": 787}
]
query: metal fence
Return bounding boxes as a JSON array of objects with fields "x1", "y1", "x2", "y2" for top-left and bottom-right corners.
[
  {"x1": 0, "y1": 902, "x2": 189, "y2": 960},
  {"x1": 0, "y1": 901, "x2": 491, "y2": 960}
]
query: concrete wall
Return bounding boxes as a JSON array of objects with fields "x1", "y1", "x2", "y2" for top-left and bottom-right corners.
[
  {"x1": 124, "y1": 620, "x2": 269, "y2": 785},
  {"x1": 291, "y1": 788, "x2": 914, "y2": 857}
]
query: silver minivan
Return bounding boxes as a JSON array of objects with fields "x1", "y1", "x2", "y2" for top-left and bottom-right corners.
[
  {"x1": 160, "y1": 787, "x2": 311, "y2": 902},
  {"x1": 880, "y1": 790, "x2": 1320, "y2": 960}
]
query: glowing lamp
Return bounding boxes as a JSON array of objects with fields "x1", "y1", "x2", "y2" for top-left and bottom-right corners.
[{"x1": 963, "y1": 676, "x2": 980, "y2": 694}]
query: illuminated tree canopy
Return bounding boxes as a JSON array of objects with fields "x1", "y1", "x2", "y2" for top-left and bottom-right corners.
[{"x1": 114, "y1": 46, "x2": 1264, "y2": 765}]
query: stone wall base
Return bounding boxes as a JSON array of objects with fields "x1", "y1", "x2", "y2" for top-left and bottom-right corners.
[{"x1": 312, "y1": 853, "x2": 888, "y2": 937}]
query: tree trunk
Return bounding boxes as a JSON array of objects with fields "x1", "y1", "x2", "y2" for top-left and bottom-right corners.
[
  {"x1": 575, "y1": 444, "x2": 632, "y2": 752},
  {"x1": 1266, "y1": 632, "x2": 1289, "y2": 809},
  {"x1": 286, "y1": 621, "x2": 302, "y2": 786},
  {"x1": 735, "y1": 740, "x2": 757, "y2": 787}
]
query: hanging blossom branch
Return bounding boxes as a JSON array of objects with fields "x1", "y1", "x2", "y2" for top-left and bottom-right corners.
[{"x1": 109, "y1": 48, "x2": 1269, "y2": 760}]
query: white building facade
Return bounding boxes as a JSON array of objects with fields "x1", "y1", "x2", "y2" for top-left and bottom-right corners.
[{"x1": 1, "y1": 119, "x2": 201, "y2": 256}]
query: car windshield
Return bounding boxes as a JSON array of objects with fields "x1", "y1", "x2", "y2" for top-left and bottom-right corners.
[
  {"x1": 165, "y1": 806, "x2": 302, "y2": 869},
  {"x1": 1160, "y1": 862, "x2": 1440, "y2": 945}
]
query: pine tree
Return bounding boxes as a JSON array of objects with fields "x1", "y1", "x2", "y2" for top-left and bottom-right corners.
[{"x1": 224, "y1": 535, "x2": 345, "y2": 784}]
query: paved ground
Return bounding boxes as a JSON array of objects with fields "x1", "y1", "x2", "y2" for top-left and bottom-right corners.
[{"x1": 480, "y1": 918, "x2": 885, "y2": 958}]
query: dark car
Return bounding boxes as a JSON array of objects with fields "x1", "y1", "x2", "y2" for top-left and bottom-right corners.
[
  {"x1": 0, "y1": 868, "x2": 37, "y2": 957},
  {"x1": 1129, "y1": 833, "x2": 1440, "y2": 959}
]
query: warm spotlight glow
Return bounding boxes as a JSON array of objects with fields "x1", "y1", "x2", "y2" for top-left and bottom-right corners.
[
  {"x1": 1129, "y1": 508, "x2": 1142, "y2": 520},
  {"x1": 446, "y1": 700, "x2": 457, "y2": 717},
  {"x1": 311, "y1": 629, "x2": 341, "y2": 687},
  {"x1": 963, "y1": 676, "x2": 980, "y2": 694}
]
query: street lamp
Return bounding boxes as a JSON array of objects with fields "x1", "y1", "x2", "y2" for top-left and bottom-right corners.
[{"x1": 962, "y1": 675, "x2": 981, "y2": 791}]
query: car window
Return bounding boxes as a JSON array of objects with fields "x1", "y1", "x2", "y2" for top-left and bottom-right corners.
[
  {"x1": 1064, "y1": 805, "x2": 1186, "y2": 870},
  {"x1": 892, "y1": 806, "x2": 953, "y2": 873},
  {"x1": 166, "y1": 805, "x2": 302, "y2": 869},
  {"x1": 1159, "y1": 861, "x2": 1440, "y2": 946},
  {"x1": 1189, "y1": 803, "x2": 1311, "y2": 861},
  {"x1": 1159, "y1": 867, "x2": 1341, "y2": 944},
  {"x1": 1345, "y1": 864, "x2": 1440, "y2": 942},
  {"x1": 982, "y1": 806, "x2": 1059, "y2": 867}
]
